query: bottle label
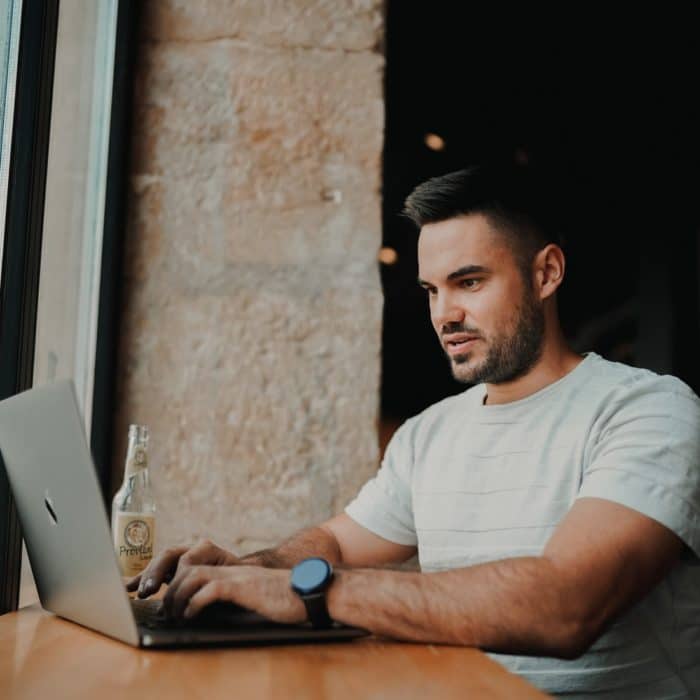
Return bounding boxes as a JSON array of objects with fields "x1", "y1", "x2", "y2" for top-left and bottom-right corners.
[{"x1": 113, "y1": 512, "x2": 155, "y2": 577}]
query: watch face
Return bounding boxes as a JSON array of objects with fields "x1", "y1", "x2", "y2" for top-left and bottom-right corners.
[{"x1": 291, "y1": 557, "x2": 332, "y2": 595}]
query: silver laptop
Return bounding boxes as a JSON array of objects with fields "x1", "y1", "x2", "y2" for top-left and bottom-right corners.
[{"x1": 0, "y1": 380, "x2": 367, "y2": 647}]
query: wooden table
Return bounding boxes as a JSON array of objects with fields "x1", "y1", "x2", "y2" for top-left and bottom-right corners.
[{"x1": 0, "y1": 605, "x2": 549, "y2": 699}]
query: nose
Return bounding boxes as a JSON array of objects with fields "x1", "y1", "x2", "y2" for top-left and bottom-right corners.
[{"x1": 431, "y1": 291, "x2": 466, "y2": 330}]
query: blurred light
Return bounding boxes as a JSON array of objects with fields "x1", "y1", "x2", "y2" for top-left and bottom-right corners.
[
  {"x1": 424, "y1": 133, "x2": 446, "y2": 151},
  {"x1": 378, "y1": 247, "x2": 398, "y2": 265}
]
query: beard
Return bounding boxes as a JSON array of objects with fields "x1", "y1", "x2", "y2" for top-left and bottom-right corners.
[{"x1": 447, "y1": 288, "x2": 545, "y2": 386}]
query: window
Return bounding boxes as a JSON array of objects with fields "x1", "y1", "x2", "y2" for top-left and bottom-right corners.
[{"x1": 1, "y1": 0, "x2": 132, "y2": 613}]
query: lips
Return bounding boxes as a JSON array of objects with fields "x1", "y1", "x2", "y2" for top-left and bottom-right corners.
[
  {"x1": 443, "y1": 334, "x2": 479, "y2": 348},
  {"x1": 443, "y1": 333, "x2": 478, "y2": 354}
]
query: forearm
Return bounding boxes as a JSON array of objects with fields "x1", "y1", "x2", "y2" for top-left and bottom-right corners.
[
  {"x1": 240, "y1": 526, "x2": 342, "y2": 569},
  {"x1": 327, "y1": 556, "x2": 586, "y2": 659}
]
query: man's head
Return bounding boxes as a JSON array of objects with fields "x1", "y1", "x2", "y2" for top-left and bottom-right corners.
[{"x1": 405, "y1": 162, "x2": 566, "y2": 385}]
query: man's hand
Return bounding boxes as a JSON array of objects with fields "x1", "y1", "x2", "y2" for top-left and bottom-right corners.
[
  {"x1": 162, "y1": 565, "x2": 306, "y2": 624},
  {"x1": 126, "y1": 539, "x2": 241, "y2": 598}
]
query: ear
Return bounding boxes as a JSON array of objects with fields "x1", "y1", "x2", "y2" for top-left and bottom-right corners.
[{"x1": 533, "y1": 244, "x2": 565, "y2": 300}]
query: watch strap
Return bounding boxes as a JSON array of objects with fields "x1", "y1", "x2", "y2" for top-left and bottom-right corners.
[{"x1": 301, "y1": 591, "x2": 333, "y2": 629}]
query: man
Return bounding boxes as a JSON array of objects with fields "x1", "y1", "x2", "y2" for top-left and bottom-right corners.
[{"x1": 130, "y1": 162, "x2": 700, "y2": 698}]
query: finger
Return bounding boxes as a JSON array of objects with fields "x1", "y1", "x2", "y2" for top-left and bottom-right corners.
[
  {"x1": 179, "y1": 540, "x2": 240, "y2": 569},
  {"x1": 137, "y1": 546, "x2": 188, "y2": 598},
  {"x1": 161, "y1": 563, "x2": 193, "y2": 616},
  {"x1": 163, "y1": 564, "x2": 214, "y2": 618},
  {"x1": 183, "y1": 580, "x2": 229, "y2": 619},
  {"x1": 166, "y1": 567, "x2": 218, "y2": 620},
  {"x1": 178, "y1": 540, "x2": 221, "y2": 569},
  {"x1": 125, "y1": 573, "x2": 142, "y2": 592}
]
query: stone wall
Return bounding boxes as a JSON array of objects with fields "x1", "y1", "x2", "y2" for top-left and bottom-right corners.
[{"x1": 113, "y1": 0, "x2": 386, "y2": 555}]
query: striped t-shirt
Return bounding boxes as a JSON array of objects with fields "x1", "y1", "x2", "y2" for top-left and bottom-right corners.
[{"x1": 345, "y1": 351, "x2": 700, "y2": 698}]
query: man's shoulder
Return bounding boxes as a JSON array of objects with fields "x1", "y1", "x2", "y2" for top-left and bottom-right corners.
[
  {"x1": 577, "y1": 355, "x2": 700, "y2": 442},
  {"x1": 585, "y1": 353, "x2": 699, "y2": 406}
]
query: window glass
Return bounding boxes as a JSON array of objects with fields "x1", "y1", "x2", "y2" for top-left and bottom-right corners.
[
  {"x1": 20, "y1": 0, "x2": 118, "y2": 608},
  {"x1": 0, "y1": 0, "x2": 22, "y2": 271}
]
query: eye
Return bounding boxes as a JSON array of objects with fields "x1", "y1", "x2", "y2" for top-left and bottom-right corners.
[{"x1": 460, "y1": 278, "x2": 480, "y2": 289}]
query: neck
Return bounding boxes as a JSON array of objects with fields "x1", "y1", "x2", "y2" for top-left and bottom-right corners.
[{"x1": 482, "y1": 332, "x2": 584, "y2": 406}]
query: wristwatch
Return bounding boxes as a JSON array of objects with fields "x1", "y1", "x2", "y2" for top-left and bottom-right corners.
[{"x1": 290, "y1": 557, "x2": 334, "y2": 628}]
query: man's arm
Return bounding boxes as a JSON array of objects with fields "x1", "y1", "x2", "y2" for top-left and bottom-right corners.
[
  {"x1": 326, "y1": 497, "x2": 684, "y2": 658},
  {"x1": 239, "y1": 526, "x2": 342, "y2": 567},
  {"x1": 173, "y1": 497, "x2": 684, "y2": 660},
  {"x1": 241, "y1": 513, "x2": 417, "y2": 568},
  {"x1": 130, "y1": 513, "x2": 416, "y2": 596}
]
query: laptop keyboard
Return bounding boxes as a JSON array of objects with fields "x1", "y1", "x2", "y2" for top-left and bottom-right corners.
[{"x1": 130, "y1": 596, "x2": 282, "y2": 629}]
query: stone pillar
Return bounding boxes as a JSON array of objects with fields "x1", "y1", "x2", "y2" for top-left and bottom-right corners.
[{"x1": 114, "y1": 0, "x2": 385, "y2": 554}]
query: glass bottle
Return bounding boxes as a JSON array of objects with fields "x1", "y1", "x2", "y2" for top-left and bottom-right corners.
[{"x1": 111, "y1": 424, "x2": 156, "y2": 577}]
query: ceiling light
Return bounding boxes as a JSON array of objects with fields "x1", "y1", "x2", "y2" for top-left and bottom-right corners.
[
  {"x1": 378, "y1": 247, "x2": 398, "y2": 265},
  {"x1": 424, "y1": 133, "x2": 446, "y2": 151}
]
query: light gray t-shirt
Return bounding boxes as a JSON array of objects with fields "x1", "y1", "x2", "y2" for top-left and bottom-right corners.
[{"x1": 345, "y1": 352, "x2": 700, "y2": 699}]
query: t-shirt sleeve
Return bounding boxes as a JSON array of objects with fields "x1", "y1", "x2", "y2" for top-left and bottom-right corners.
[
  {"x1": 344, "y1": 415, "x2": 418, "y2": 546},
  {"x1": 576, "y1": 375, "x2": 700, "y2": 557}
]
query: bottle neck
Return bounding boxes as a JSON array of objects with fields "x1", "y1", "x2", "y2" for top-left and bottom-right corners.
[{"x1": 124, "y1": 441, "x2": 148, "y2": 479}]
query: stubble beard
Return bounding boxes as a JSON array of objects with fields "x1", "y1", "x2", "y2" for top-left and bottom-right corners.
[{"x1": 448, "y1": 289, "x2": 546, "y2": 386}]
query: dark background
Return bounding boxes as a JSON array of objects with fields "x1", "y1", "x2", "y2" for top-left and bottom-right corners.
[{"x1": 380, "y1": 6, "x2": 700, "y2": 421}]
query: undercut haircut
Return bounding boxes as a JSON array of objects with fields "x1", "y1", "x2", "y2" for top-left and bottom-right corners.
[{"x1": 403, "y1": 161, "x2": 566, "y2": 283}]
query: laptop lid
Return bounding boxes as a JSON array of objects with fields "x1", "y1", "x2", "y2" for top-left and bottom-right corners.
[{"x1": 0, "y1": 380, "x2": 139, "y2": 645}]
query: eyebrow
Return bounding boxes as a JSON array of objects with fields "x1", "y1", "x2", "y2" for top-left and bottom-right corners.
[{"x1": 417, "y1": 265, "x2": 491, "y2": 288}]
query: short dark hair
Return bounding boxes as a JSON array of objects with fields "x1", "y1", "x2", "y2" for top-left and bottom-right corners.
[{"x1": 403, "y1": 161, "x2": 566, "y2": 279}]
